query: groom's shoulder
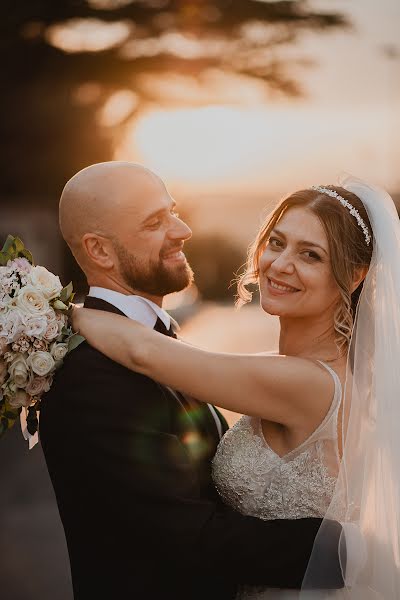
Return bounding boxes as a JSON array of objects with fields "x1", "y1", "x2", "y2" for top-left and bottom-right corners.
[
  {"x1": 43, "y1": 337, "x2": 168, "y2": 417},
  {"x1": 52, "y1": 337, "x2": 166, "y2": 401},
  {"x1": 58, "y1": 338, "x2": 135, "y2": 381}
]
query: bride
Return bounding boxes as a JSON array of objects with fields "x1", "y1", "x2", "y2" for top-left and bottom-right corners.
[{"x1": 72, "y1": 176, "x2": 400, "y2": 598}]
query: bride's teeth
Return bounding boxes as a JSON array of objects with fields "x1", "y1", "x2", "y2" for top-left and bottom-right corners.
[{"x1": 270, "y1": 279, "x2": 296, "y2": 292}]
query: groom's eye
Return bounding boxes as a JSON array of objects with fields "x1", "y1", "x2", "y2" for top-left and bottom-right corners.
[{"x1": 147, "y1": 218, "x2": 162, "y2": 229}]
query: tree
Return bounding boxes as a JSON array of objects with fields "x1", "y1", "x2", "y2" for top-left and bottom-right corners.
[{"x1": 1, "y1": 0, "x2": 348, "y2": 197}]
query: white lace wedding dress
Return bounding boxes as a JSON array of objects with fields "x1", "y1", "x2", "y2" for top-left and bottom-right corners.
[{"x1": 212, "y1": 361, "x2": 342, "y2": 599}]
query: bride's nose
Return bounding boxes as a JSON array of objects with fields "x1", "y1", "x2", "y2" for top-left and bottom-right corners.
[{"x1": 270, "y1": 249, "x2": 295, "y2": 274}]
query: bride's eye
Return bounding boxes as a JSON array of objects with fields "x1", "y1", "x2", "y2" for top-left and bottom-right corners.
[
  {"x1": 302, "y1": 250, "x2": 321, "y2": 261},
  {"x1": 268, "y1": 237, "x2": 283, "y2": 248}
]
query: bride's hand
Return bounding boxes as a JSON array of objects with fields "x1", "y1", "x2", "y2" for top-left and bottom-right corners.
[{"x1": 69, "y1": 303, "x2": 90, "y2": 336}]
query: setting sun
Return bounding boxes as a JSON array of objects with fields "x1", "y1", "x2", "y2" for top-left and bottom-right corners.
[
  {"x1": 116, "y1": 106, "x2": 272, "y2": 185},
  {"x1": 115, "y1": 101, "x2": 399, "y2": 194}
]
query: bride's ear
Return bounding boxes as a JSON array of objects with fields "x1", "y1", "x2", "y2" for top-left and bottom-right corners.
[{"x1": 351, "y1": 265, "x2": 369, "y2": 293}]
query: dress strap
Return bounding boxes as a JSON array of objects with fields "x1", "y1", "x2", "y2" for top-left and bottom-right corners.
[{"x1": 316, "y1": 360, "x2": 342, "y2": 411}]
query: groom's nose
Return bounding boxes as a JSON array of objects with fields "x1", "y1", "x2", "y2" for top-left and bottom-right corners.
[{"x1": 168, "y1": 214, "x2": 192, "y2": 241}]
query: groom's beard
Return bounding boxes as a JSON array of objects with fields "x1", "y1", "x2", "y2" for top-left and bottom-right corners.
[{"x1": 112, "y1": 239, "x2": 194, "y2": 296}]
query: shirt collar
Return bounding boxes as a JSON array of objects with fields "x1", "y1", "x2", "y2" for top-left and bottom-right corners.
[{"x1": 88, "y1": 287, "x2": 171, "y2": 330}]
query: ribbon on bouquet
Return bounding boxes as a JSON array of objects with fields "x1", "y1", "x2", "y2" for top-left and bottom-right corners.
[{"x1": 20, "y1": 408, "x2": 39, "y2": 450}]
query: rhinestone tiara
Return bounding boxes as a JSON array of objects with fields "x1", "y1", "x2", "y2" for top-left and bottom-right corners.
[{"x1": 311, "y1": 185, "x2": 371, "y2": 246}]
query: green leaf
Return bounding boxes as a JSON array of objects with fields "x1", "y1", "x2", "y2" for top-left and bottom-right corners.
[
  {"x1": 65, "y1": 282, "x2": 73, "y2": 299},
  {"x1": 2, "y1": 235, "x2": 15, "y2": 254},
  {"x1": 66, "y1": 291, "x2": 75, "y2": 305},
  {"x1": 59, "y1": 282, "x2": 73, "y2": 303},
  {"x1": 53, "y1": 299, "x2": 68, "y2": 311},
  {"x1": 3, "y1": 410, "x2": 18, "y2": 420},
  {"x1": 0, "y1": 414, "x2": 17, "y2": 438},
  {"x1": 67, "y1": 334, "x2": 85, "y2": 353},
  {"x1": 12, "y1": 237, "x2": 25, "y2": 254},
  {"x1": 0, "y1": 252, "x2": 9, "y2": 266}
]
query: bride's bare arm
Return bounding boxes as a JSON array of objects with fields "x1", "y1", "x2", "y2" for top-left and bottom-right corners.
[{"x1": 72, "y1": 307, "x2": 334, "y2": 427}]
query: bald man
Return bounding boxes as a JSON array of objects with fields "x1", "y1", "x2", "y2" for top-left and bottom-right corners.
[{"x1": 40, "y1": 162, "x2": 344, "y2": 600}]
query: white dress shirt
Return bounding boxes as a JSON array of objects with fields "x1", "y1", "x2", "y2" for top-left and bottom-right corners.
[{"x1": 88, "y1": 287, "x2": 223, "y2": 438}]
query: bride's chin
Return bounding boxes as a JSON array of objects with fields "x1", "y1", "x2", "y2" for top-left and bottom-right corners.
[{"x1": 260, "y1": 302, "x2": 283, "y2": 317}]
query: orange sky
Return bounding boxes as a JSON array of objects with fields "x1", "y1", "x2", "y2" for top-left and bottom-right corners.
[{"x1": 116, "y1": 0, "x2": 399, "y2": 198}]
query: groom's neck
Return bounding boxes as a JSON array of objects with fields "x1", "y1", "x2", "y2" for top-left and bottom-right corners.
[{"x1": 87, "y1": 275, "x2": 164, "y2": 307}]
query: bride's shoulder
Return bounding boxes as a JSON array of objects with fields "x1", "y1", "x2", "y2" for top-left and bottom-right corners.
[{"x1": 252, "y1": 352, "x2": 337, "y2": 426}]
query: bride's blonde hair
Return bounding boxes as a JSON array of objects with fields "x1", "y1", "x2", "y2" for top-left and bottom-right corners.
[{"x1": 236, "y1": 186, "x2": 373, "y2": 352}]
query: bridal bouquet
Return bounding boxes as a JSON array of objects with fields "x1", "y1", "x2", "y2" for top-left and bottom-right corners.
[{"x1": 0, "y1": 235, "x2": 84, "y2": 443}]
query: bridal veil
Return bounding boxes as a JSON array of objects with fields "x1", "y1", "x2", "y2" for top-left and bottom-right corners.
[{"x1": 301, "y1": 175, "x2": 400, "y2": 598}]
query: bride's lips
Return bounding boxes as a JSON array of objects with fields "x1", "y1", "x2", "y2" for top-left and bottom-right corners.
[{"x1": 266, "y1": 277, "x2": 300, "y2": 296}]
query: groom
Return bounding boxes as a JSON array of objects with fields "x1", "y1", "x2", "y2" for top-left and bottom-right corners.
[{"x1": 40, "y1": 162, "x2": 344, "y2": 600}]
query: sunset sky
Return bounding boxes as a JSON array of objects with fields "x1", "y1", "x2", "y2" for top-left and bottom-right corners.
[{"x1": 115, "y1": 0, "x2": 399, "y2": 204}]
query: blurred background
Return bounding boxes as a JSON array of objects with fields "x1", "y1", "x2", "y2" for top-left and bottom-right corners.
[{"x1": 1, "y1": 1, "x2": 399, "y2": 598}]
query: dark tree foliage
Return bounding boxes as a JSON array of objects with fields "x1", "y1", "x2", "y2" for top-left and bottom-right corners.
[
  {"x1": 184, "y1": 233, "x2": 245, "y2": 301},
  {"x1": 1, "y1": 0, "x2": 348, "y2": 197}
]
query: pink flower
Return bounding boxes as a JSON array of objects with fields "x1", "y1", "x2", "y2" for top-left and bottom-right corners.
[
  {"x1": 8, "y1": 389, "x2": 31, "y2": 409},
  {"x1": 10, "y1": 258, "x2": 31, "y2": 274},
  {"x1": 43, "y1": 321, "x2": 59, "y2": 341},
  {"x1": 26, "y1": 376, "x2": 51, "y2": 397}
]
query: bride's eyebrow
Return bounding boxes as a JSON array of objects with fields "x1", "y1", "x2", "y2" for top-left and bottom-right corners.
[{"x1": 271, "y1": 228, "x2": 328, "y2": 255}]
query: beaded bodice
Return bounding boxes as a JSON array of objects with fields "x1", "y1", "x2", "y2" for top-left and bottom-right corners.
[{"x1": 212, "y1": 361, "x2": 342, "y2": 522}]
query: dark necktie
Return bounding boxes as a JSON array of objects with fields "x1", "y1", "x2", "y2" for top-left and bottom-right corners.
[{"x1": 153, "y1": 317, "x2": 177, "y2": 338}]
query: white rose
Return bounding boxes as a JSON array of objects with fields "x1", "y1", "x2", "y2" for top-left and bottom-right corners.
[
  {"x1": 15, "y1": 286, "x2": 49, "y2": 316},
  {"x1": 28, "y1": 266, "x2": 62, "y2": 301},
  {"x1": 27, "y1": 351, "x2": 55, "y2": 376},
  {"x1": 50, "y1": 343, "x2": 68, "y2": 362},
  {"x1": 0, "y1": 358, "x2": 8, "y2": 385},
  {"x1": 9, "y1": 355, "x2": 29, "y2": 387},
  {"x1": 44, "y1": 321, "x2": 59, "y2": 341},
  {"x1": 26, "y1": 376, "x2": 51, "y2": 397},
  {"x1": 1, "y1": 310, "x2": 24, "y2": 343},
  {"x1": 44, "y1": 309, "x2": 57, "y2": 324},
  {"x1": 24, "y1": 315, "x2": 48, "y2": 338},
  {"x1": 8, "y1": 389, "x2": 31, "y2": 409},
  {"x1": 0, "y1": 295, "x2": 11, "y2": 310}
]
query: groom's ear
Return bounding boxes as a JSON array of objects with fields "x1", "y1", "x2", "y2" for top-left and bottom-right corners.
[{"x1": 82, "y1": 233, "x2": 115, "y2": 270}]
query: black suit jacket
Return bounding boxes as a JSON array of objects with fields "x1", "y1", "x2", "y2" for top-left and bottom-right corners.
[{"x1": 40, "y1": 297, "x2": 344, "y2": 600}]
